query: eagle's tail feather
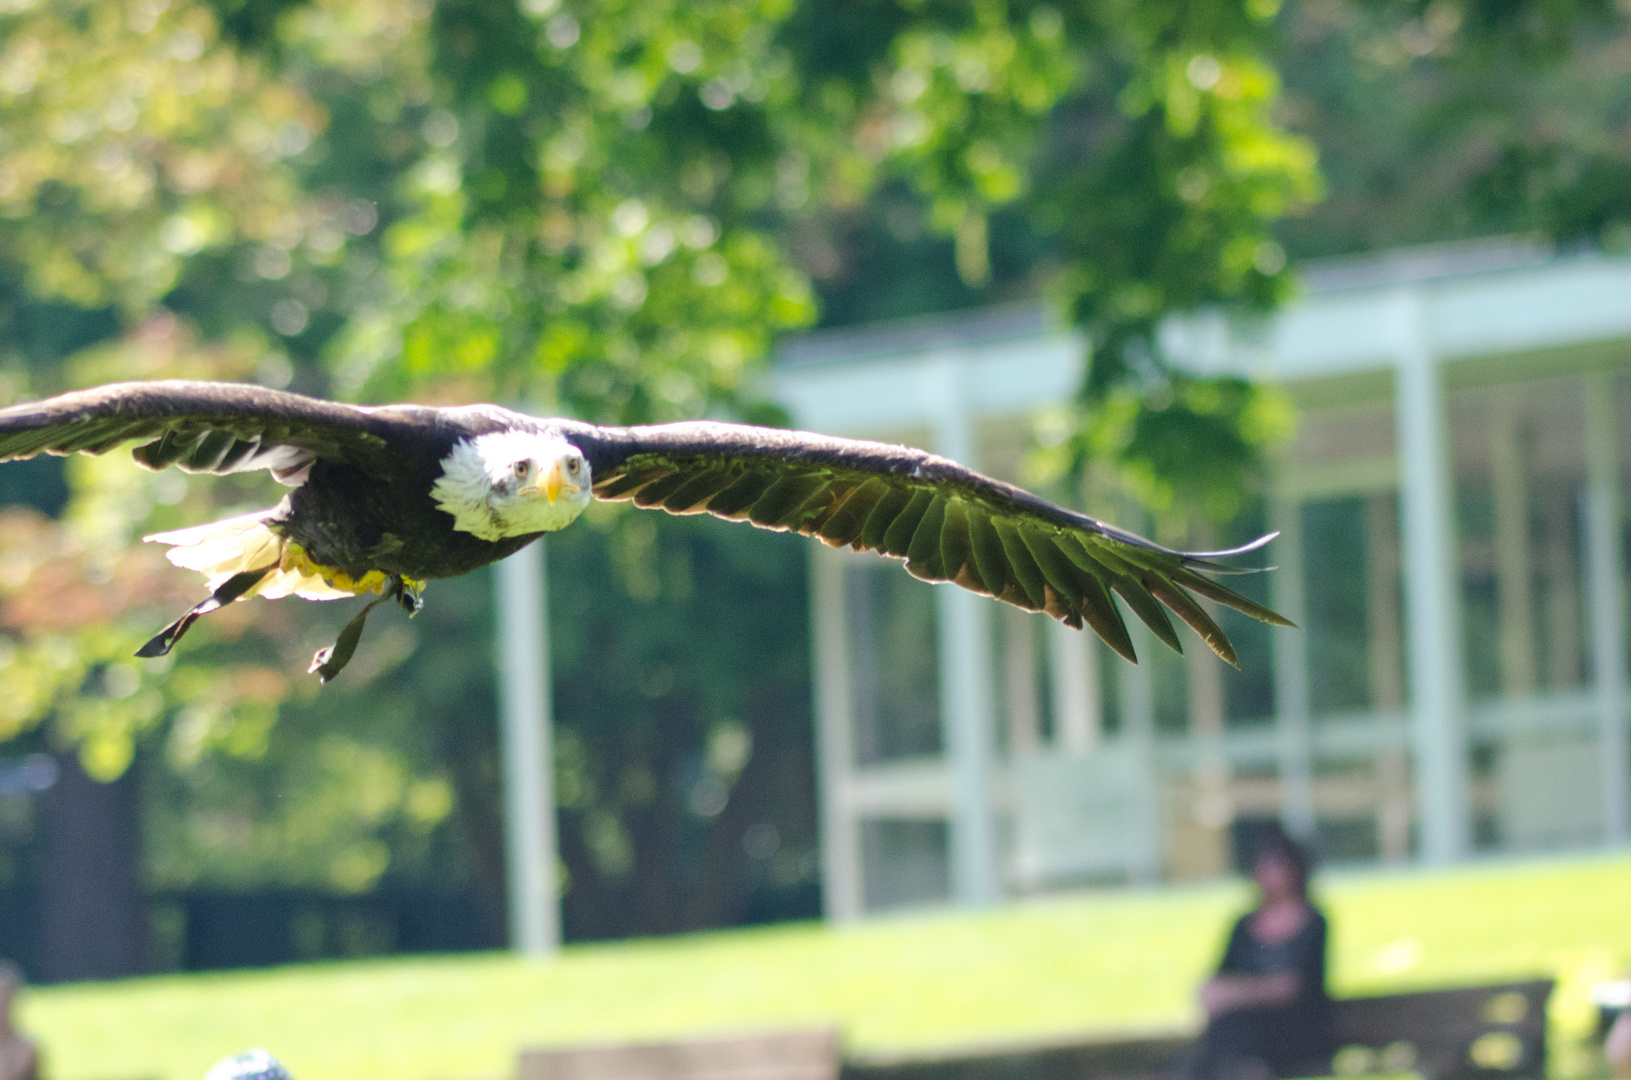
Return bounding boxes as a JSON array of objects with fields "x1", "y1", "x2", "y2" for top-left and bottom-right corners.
[
  {"x1": 145, "y1": 510, "x2": 357, "y2": 600},
  {"x1": 146, "y1": 510, "x2": 284, "y2": 591},
  {"x1": 257, "y1": 564, "x2": 358, "y2": 601}
]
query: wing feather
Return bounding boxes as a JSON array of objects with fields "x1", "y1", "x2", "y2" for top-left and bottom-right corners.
[
  {"x1": 1173, "y1": 567, "x2": 1296, "y2": 628},
  {"x1": 1077, "y1": 569, "x2": 1138, "y2": 664},
  {"x1": 903, "y1": 495, "x2": 948, "y2": 581},
  {"x1": 1147, "y1": 577, "x2": 1237, "y2": 665},
  {"x1": 630, "y1": 470, "x2": 688, "y2": 508},
  {"x1": 966, "y1": 508, "x2": 1012, "y2": 602},
  {"x1": 990, "y1": 518, "x2": 1047, "y2": 611},
  {"x1": 747, "y1": 475, "x2": 826, "y2": 528},
  {"x1": 939, "y1": 500, "x2": 977, "y2": 592},
  {"x1": 553, "y1": 417, "x2": 1294, "y2": 665},
  {"x1": 596, "y1": 468, "x2": 669, "y2": 500},
  {"x1": 0, "y1": 380, "x2": 428, "y2": 487},
  {"x1": 1110, "y1": 575, "x2": 1183, "y2": 655},
  {"x1": 706, "y1": 469, "x2": 776, "y2": 518},
  {"x1": 881, "y1": 488, "x2": 934, "y2": 554},
  {"x1": 817, "y1": 478, "x2": 889, "y2": 545},
  {"x1": 1017, "y1": 529, "x2": 1076, "y2": 605},
  {"x1": 658, "y1": 467, "x2": 735, "y2": 514},
  {"x1": 859, "y1": 485, "x2": 912, "y2": 550},
  {"x1": 803, "y1": 481, "x2": 862, "y2": 538}
]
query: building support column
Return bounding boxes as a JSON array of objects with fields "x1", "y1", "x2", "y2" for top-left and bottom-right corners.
[
  {"x1": 1491, "y1": 401, "x2": 1538, "y2": 697},
  {"x1": 1005, "y1": 609, "x2": 1042, "y2": 753},
  {"x1": 1271, "y1": 493, "x2": 1315, "y2": 840},
  {"x1": 937, "y1": 586, "x2": 999, "y2": 906},
  {"x1": 933, "y1": 365, "x2": 999, "y2": 907},
  {"x1": 496, "y1": 540, "x2": 560, "y2": 955},
  {"x1": 1584, "y1": 372, "x2": 1631, "y2": 846},
  {"x1": 1392, "y1": 287, "x2": 1470, "y2": 864},
  {"x1": 1367, "y1": 493, "x2": 1412, "y2": 862},
  {"x1": 810, "y1": 547, "x2": 863, "y2": 921},
  {"x1": 1187, "y1": 642, "x2": 1232, "y2": 875},
  {"x1": 1052, "y1": 467, "x2": 1103, "y2": 755},
  {"x1": 1122, "y1": 628, "x2": 1162, "y2": 883},
  {"x1": 1049, "y1": 621, "x2": 1101, "y2": 754}
]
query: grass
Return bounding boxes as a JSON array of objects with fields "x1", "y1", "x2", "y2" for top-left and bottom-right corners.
[{"x1": 21, "y1": 852, "x2": 1631, "y2": 1080}]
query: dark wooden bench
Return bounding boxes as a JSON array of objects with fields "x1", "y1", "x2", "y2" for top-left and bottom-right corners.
[
  {"x1": 519, "y1": 1028, "x2": 841, "y2": 1080},
  {"x1": 844, "y1": 979, "x2": 1554, "y2": 1080},
  {"x1": 517, "y1": 979, "x2": 1552, "y2": 1080},
  {"x1": 845, "y1": 1030, "x2": 1189, "y2": 1080},
  {"x1": 1327, "y1": 979, "x2": 1552, "y2": 1080}
]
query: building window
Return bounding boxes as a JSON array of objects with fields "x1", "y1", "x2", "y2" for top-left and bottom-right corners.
[
  {"x1": 860, "y1": 818, "x2": 950, "y2": 911},
  {"x1": 1305, "y1": 495, "x2": 1380, "y2": 715},
  {"x1": 1453, "y1": 378, "x2": 1589, "y2": 700},
  {"x1": 845, "y1": 561, "x2": 941, "y2": 765}
]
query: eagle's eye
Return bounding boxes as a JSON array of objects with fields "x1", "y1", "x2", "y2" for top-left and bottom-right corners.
[
  {"x1": 512, "y1": 460, "x2": 530, "y2": 480},
  {"x1": 565, "y1": 454, "x2": 583, "y2": 476}
]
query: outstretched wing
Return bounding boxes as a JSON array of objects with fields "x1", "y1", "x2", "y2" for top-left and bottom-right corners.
[
  {"x1": 0, "y1": 380, "x2": 428, "y2": 485},
  {"x1": 568, "y1": 420, "x2": 1292, "y2": 666}
]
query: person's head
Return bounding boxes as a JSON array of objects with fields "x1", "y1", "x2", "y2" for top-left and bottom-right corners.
[
  {"x1": 1250, "y1": 825, "x2": 1312, "y2": 903},
  {"x1": 204, "y1": 1049, "x2": 293, "y2": 1080}
]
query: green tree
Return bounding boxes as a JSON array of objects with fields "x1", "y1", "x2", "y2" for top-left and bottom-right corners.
[{"x1": 1274, "y1": 0, "x2": 1631, "y2": 258}]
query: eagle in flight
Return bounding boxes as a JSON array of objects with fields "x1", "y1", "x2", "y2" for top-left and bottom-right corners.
[{"x1": 0, "y1": 381, "x2": 1290, "y2": 681}]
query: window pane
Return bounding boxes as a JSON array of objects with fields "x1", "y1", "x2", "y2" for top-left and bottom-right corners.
[
  {"x1": 847, "y1": 562, "x2": 941, "y2": 765},
  {"x1": 860, "y1": 818, "x2": 949, "y2": 911}
]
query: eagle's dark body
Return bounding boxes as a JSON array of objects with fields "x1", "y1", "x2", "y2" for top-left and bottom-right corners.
[
  {"x1": 0, "y1": 380, "x2": 1293, "y2": 680},
  {"x1": 281, "y1": 416, "x2": 538, "y2": 583}
]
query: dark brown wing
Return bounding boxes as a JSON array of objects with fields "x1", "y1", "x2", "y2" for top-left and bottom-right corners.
[
  {"x1": 0, "y1": 380, "x2": 437, "y2": 485},
  {"x1": 565, "y1": 420, "x2": 1292, "y2": 666}
]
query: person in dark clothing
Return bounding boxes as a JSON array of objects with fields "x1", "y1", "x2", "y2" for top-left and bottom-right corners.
[{"x1": 1187, "y1": 827, "x2": 1332, "y2": 1080}]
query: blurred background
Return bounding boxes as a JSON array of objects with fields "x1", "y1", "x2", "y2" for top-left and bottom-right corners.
[{"x1": 2, "y1": 0, "x2": 1631, "y2": 1075}]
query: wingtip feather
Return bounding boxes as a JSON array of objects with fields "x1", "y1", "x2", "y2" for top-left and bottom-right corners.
[{"x1": 1178, "y1": 531, "x2": 1280, "y2": 573}]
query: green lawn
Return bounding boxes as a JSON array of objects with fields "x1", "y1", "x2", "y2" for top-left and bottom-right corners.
[{"x1": 22, "y1": 853, "x2": 1631, "y2": 1080}]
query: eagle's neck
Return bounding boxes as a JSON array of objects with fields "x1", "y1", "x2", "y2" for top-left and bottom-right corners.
[{"x1": 430, "y1": 475, "x2": 509, "y2": 541}]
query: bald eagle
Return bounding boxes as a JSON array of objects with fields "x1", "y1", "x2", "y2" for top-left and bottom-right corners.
[{"x1": 0, "y1": 381, "x2": 1290, "y2": 681}]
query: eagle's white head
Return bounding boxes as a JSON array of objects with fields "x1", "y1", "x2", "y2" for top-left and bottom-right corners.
[{"x1": 431, "y1": 429, "x2": 594, "y2": 540}]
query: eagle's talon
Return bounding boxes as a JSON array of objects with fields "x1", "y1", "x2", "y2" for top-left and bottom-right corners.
[
  {"x1": 394, "y1": 578, "x2": 424, "y2": 615},
  {"x1": 308, "y1": 645, "x2": 336, "y2": 676},
  {"x1": 309, "y1": 588, "x2": 394, "y2": 682},
  {"x1": 136, "y1": 629, "x2": 178, "y2": 658}
]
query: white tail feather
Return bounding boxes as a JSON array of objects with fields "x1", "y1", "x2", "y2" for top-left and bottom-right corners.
[
  {"x1": 144, "y1": 511, "x2": 355, "y2": 601},
  {"x1": 258, "y1": 566, "x2": 355, "y2": 601}
]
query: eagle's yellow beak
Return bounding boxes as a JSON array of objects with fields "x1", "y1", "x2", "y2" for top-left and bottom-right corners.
[{"x1": 540, "y1": 458, "x2": 582, "y2": 504}]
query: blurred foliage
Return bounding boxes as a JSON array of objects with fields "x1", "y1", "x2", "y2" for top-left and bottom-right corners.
[
  {"x1": 1276, "y1": 0, "x2": 1631, "y2": 258},
  {"x1": 0, "y1": 0, "x2": 1628, "y2": 943},
  {"x1": 0, "y1": 0, "x2": 318, "y2": 310},
  {"x1": 548, "y1": 501, "x2": 818, "y2": 936}
]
